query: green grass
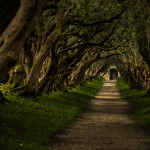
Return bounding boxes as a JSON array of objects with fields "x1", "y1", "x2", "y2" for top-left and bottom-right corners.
[
  {"x1": 0, "y1": 77, "x2": 103, "y2": 150},
  {"x1": 116, "y1": 78, "x2": 150, "y2": 126}
]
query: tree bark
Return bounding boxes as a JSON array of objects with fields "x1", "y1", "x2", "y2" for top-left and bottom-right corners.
[
  {"x1": 71, "y1": 54, "x2": 101, "y2": 87},
  {"x1": 22, "y1": 39, "x2": 33, "y2": 76},
  {"x1": 0, "y1": 0, "x2": 37, "y2": 82},
  {"x1": 24, "y1": 7, "x2": 65, "y2": 94},
  {"x1": 0, "y1": 0, "x2": 53, "y2": 82},
  {"x1": 0, "y1": 0, "x2": 20, "y2": 36}
]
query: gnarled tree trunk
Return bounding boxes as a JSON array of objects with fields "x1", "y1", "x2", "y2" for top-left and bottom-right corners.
[
  {"x1": 23, "y1": 7, "x2": 66, "y2": 94},
  {"x1": 0, "y1": 0, "x2": 37, "y2": 82},
  {"x1": 0, "y1": 0, "x2": 54, "y2": 82},
  {"x1": 0, "y1": 0, "x2": 54, "y2": 100}
]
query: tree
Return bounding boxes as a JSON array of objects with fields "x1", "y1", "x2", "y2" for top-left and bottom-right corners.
[
  {"x1": 0, "y1": 0, "x2": 127, "y2": 96},
  {"x1": 0, "y1": 0, "x2": 55, "y2": 102},
  {"x1": 0, "y1": 0, "x2": 54, "y2": 82}
]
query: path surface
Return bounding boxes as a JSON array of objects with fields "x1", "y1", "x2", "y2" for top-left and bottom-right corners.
[{"x1": 49, "y1": 81, "x2": 150, "y2": 150}]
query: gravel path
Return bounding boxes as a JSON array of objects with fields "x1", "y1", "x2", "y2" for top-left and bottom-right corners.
[{"x1": 49, "y1": 81, "x2": 150, "y2": 150}]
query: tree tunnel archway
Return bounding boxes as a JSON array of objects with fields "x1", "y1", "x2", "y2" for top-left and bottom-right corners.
[
  {"x1": 1, "y1": 0, "x2": 150, "y2": 96},
  {"x1": 110, "y1": 68, "x2": 118, "y2": 80}
]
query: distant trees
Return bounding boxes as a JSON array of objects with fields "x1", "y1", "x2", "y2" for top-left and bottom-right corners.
[
  {"x1": 136, "y1": 0, "x2": 150, "y2": 67},
  {"x1": 112, "y1": 0, "x2": 150, "y2": 95},
  {"x1": 0, "y1": 0, "x2": 126, "y2": 97},
  {"x1": 1, "y1": 0, "x2": 150, "y2": 98}
]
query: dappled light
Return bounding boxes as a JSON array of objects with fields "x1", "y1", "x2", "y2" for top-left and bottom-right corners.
[
  {"x1": 0, "y1": 0, "x2": 150, "y2": 149},
  {"x1": 50, "y1": 81, "x2": 150, "y2": 149}
]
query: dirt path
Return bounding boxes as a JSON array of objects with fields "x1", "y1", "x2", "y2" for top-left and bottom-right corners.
[{"x1": 49, "y1": 81, "x2": 150, "y2": 150}]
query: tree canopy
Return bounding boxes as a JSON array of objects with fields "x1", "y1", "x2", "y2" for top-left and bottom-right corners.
[{"x1": 0, "y1": 0, "x2": 150, "y2": 99}]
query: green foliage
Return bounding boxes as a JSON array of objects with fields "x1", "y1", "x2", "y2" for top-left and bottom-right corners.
[
  {"x1": 116, "y1": 78, "x2": 150, "y2": 126},
  {"x1": 0, "y1": 77, "x2": 103, "y2": 150}
]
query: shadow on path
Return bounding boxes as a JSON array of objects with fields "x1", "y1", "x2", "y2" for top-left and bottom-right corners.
[{"x1": 49, "y1": 81, "x2": 150, "y2": 150}]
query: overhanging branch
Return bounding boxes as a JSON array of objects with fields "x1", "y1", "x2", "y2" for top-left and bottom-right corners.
[{"x1": 69, "y1": 11, "x2": 123, "y2": 27}]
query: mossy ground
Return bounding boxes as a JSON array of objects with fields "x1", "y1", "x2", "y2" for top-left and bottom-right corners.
[{"x1": 0, "y1": 77, "x2": 103, "y2": 150}]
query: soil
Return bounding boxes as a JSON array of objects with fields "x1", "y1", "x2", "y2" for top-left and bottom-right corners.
[{"x1": 49, "y1": 81, "x2": 150, "y2": 150}]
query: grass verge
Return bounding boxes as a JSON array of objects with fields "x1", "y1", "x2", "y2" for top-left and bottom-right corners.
[
  {"x1": 116, "y1": 78, "x2": 150, "y2": 126},
  {"x1": 0, "y1": 77, "x2": 103, "y2": 150}
]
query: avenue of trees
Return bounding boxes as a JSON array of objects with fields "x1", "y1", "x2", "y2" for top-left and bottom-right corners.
[
  {"x1": 115, "y1": 0, "x2": 150, "y2": 94},
  {"x1": 0, "y1": 0, "x2": 150, "y2": 102}
]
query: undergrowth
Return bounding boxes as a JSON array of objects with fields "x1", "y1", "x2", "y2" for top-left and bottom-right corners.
[
  {"x1": 116, "y1": 78, "x2": 150, "y2": 126},
  {"x1": 0, "y1": 77, "x2": 103, "y2": 150}
]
